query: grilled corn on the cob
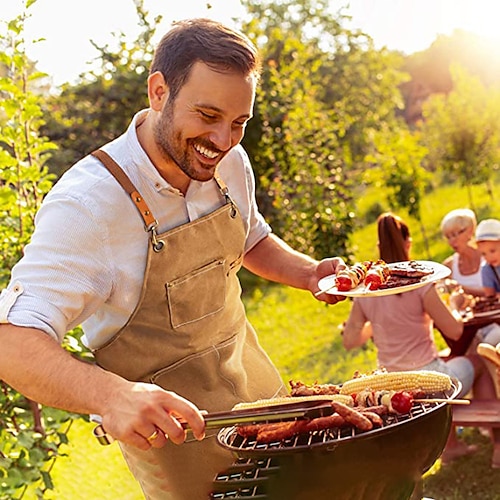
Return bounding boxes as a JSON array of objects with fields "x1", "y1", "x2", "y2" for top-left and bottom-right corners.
[
  {"x1": 233, "y1": 394, "x2": 354, "y2": 410},
  {"x1": 339, "y1": 370, "x2": 452, "y2": 395}
]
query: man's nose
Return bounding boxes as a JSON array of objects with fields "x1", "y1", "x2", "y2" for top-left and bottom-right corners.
[{"x1": 209, "y1": 123, "x2": 237, "y2": 151}]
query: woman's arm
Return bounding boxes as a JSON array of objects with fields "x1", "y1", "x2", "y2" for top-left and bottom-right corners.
[
  {"x1": 462, "y1": 284, "x2": 486, "y2": 297},
  {"x1": 342, "y1": 300, "x2": 373, "y2": 350},
  {"x1": 483, "y1": 286, "x2": 497, "y2": 298},
  {"x1": 423, "y1": 285, "x2": 463, "y2": 340}
]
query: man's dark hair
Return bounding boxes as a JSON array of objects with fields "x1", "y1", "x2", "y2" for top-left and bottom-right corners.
[{"x1": 150, "y1": 18, "x2": 261, "y2": 101}]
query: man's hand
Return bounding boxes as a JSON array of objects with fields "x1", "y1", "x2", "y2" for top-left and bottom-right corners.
[
  {"x1": 310, "y1": 256, "x2": 347, "y2": 304},
  {"x1": 100, "y1": 382, "x2": 206, "y2": 450},
  {"x1": 0, "y1": 324, "x2": 207, "y2": 452}
]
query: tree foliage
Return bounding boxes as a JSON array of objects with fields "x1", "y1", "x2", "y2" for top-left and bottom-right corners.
[
  {"x1": 365, "y1": 124, "x2": 432, "y2": 256},
  {"x1": 240, "y1": 0, "x2": 409, "y2": 259},
  {"x1": 41, "y1": 0, "x2": 158, "y2": 176},
  {"x1": 0, "y1": 4, "x2": 82, "y2": 498},
  {"x1": 0, "y1": 7, "x2": 56, "y2": 286},
  {"x1": 404, "y1": 29, "x2": 500, "y2": 95},
  {"x1": 420, "y1": 65, "x2": 500, "y2": 209}
]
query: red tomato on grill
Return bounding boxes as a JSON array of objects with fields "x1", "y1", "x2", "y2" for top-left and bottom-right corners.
[{"x1": 390, "y1": 391, "x2": 414, "y2": 414}]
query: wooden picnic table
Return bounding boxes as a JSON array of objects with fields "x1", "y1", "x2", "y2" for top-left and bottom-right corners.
[{"x1": 441, "y1": 309, "x2": 500, "y2": 358}]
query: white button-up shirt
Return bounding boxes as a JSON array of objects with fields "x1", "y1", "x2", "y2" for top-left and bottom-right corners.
[{"x1": 0, "y1": 110, "x2": 271, "y2": 349}]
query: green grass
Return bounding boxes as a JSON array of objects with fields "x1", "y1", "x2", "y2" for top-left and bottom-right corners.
[
  {"x1": 351, "y1": 179, "x2": 499, "y2": 264},
  {"x1": 25, "y1": 420, "x2": 143, "y2": 500},
  {"x1": 41, "y1": 178, "x2": 500, "y2": 498}
]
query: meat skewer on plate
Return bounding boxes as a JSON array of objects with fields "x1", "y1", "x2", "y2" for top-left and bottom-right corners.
[
  {"x1": 334, "y1": 261, "x2": 371, "y2": 291},
  {"x1": 364, "y1": 259, "x2": 390, "y2": 290}
]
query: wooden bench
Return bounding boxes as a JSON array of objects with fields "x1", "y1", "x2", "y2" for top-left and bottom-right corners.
[
  {"x1": 452, "y1": 399, "x2": 500, "y2": 426},
  {"x1": 452, "y1": 399, "x2": 500, "y2": 467}
]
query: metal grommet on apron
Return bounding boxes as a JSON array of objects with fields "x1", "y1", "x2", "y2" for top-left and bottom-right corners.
[{"x1": 90, "y1": 150, "x2": 286, "y2": 499}]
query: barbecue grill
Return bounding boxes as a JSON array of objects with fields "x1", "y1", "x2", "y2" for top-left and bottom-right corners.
[{"x1": 210, "y1": 380, "x2": 460, "y2": 499}]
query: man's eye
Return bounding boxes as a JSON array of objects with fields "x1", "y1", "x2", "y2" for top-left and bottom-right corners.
[{"x1": 200, "y1": 111, "x2": 216, "y2": 120}]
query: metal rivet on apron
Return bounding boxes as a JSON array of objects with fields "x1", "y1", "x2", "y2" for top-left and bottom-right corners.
[
  {"x1": 153, "y1": 240, "x2": 165, "y2": 252},
  {"x1": 148, "y1": 222, "x2": 165, "y2": 253}
]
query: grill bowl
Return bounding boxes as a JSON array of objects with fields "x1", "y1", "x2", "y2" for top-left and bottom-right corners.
[{"x1": 215, "y1": 379, "x2": 460, "y2": 500}]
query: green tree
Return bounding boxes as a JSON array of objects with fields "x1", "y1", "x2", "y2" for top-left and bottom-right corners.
[
  {"x1": 241, "y1": 0, "x2": 409, "y2": 259},
  {"x1": 420, "y1": 65, "x2": 500, "y2": 209},
  {"x1": 0, "y1": 4, "x2": 81, "y2": 498},
  {"x1": 0, "y1": 8, "x2": 56, "y2": 286},
  {"x1": 365, "y1": 124, "x2": 432, "y2": 256},
  {"x1": 41, "y1": 0, "x2": 158, "y2": 176}
]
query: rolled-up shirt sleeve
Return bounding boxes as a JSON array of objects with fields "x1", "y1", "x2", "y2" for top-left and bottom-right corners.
[{"x1": 0, "y1": 191, "x2": 113, "y2": 343}]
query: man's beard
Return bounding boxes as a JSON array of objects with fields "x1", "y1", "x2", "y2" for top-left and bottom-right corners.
[{"x1": 153, "y1": 100, "x2": 218, "y2": 182}]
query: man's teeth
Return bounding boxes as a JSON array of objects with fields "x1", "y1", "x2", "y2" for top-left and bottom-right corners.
[{"x1": 195, "y1": 144, "x2": 218, "y2": 159}]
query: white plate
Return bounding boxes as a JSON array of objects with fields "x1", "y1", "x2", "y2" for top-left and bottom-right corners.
[{"x1": 317, "y1": 260, "x2": 451, "y2": 298}]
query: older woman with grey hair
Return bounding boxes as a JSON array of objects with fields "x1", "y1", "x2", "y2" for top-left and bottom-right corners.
[
  {"x1": 441, "y1": 208, "x2": 484, "y2": 297},
  {"x1": 441, "y1": 208, "x2": 500, "y2": 346}
]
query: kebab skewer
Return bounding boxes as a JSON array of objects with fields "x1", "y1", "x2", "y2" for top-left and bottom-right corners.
[
  {"x1": 334, "y1": 261, "x2": 371, "y2": 291},
  {"x1": 332, "y1": 259, "x2": 390, "y2": 292},
  {"x1": 364, "y1": 259, "x2": 391, "y2": 290}
]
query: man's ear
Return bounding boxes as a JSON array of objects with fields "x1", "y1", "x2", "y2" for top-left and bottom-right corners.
[{"x1": 148, "y1": 71, "x2": 169, "y2": 111}]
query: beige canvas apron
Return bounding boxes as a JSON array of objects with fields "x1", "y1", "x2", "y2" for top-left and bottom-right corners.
[{"x1": 91, "y1": 150, "x2": 286, "y2": 499}]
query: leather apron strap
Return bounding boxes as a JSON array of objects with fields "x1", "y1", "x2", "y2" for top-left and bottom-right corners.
[
  {"x1": 91, "y1": 149, "x2": 234, "y2": 252},
  {"x1": 91, "y1": 149, "x2": 157, "y2": 231}
]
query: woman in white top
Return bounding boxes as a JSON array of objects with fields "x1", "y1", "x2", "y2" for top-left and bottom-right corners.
[
  {"x1": 441, "y1": 208, "x2": 484, "y2": 296},
  {"x1": 441, "y1": 208, "x2": 500, "y2": 346}
]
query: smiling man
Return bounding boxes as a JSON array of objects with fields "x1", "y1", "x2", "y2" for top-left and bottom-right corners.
[
  {"x1": 0, "y1": 18, "x2": 345, "y2": 499},
  {"x1": 147, "y1": 60, "x2": 255, "y2": 189}
]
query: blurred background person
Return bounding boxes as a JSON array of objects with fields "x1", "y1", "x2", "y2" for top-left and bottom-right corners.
[
  {"x1": 441, "y1": 209, "x2": 500, "y2": 347},
  {"x1": 441, "y1": 208, "x2": 484, "y2": 297},
  {"x1": 476, "y1": 218, "x2": 500, "y2": 297},
  {"x1": 342, "y1": 212, "x2": 499, "y2": 464}
]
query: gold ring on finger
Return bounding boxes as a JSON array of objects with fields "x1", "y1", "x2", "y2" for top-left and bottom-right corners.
[{"x1": 146, "y1": 429, "x2": 159, "y2": 443}]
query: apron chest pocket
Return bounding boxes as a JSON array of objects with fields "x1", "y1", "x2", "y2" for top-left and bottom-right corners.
[{"x1": 166, "y1": 259, "x2": 226, "y2": 329}]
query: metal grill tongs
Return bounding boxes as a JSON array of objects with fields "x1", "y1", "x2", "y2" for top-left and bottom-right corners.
[
  {"x1": 181, "y1": 399, "x2": 335, "y2": 431},
  {"x1": 93, "y1": 399, "x2": 335, "y2": 445}
]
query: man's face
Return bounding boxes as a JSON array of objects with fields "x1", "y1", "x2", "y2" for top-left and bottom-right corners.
[
  {"x1": 477, "y1": 240, "x2": 500, "y2": 267},
  {"x1": 153, "y1": 62, "x2": 256, "y2": 183}
]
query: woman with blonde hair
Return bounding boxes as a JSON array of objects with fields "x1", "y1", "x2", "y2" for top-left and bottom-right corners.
[
  {"x1": 440, "y1": 208, "x2": 484, "y2": 297},
  {"x1": 440, "y1": 208, "x2": 500, "y2": 346}
]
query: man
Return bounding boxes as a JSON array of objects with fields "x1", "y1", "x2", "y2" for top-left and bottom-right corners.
[{"x1": 0, "y1": 18, "x2": 344, "y2": 499}]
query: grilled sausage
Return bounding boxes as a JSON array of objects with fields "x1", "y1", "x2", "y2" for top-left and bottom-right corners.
[{"x1": 331, "y1": 401, "x2": 373, "y2": 431}]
